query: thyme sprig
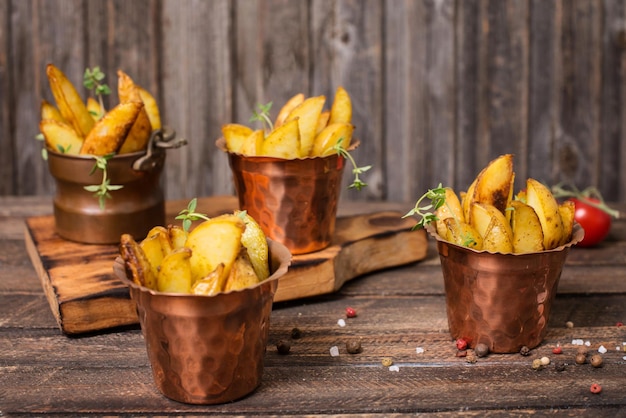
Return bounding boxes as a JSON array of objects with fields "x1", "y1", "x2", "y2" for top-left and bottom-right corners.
[
  {"x1": 83, "y1": 154, "x2": 123, "y2": 210},
  {"x1": 551, "y1": 183, "x2": 620, "y2": 218},
  {"x1": 83, "y1": 66, "x2": 111, "y2": 119},
  {"x1": 333, "y1": 137, "x2": 371, "y2": 191},
  {"x1": 175, "y1": 198, "x2": 211, "y2": 232},
  {"x1": 250, "y1": 102, "x2": 274, "y2": 132},
  {"x1": 402, "y1": 183, "x2": 448, "y2": 229}
]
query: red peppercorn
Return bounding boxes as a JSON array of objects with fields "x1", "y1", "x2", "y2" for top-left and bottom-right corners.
[
  {"x1": 617, "y1": 322, "x2": 624, "y2": 327},
  {"x1": 455, "y1": 338, "x2": 468, "y2": 351},
  {"x1": 552, "y1": 346, "x2": 563, "y2": 354},
  {"x1": 590, "y1": 383, "x2": 602, "y2": 394},
  {"x1": 345, "y1": 307, "x2": 357, "y2": 318}
]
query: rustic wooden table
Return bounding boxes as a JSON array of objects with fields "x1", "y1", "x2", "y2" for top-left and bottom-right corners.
[{"x1": 1, "y1": 196, "x2": 625, "y2": 416}]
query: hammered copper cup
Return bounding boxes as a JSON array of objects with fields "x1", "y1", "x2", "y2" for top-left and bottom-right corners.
[
  {"x1": 429, "y1": 223, "x2": 584, "y2": 353},
  {"x1": 47, "y1": 148, "x2": 165, "y2": 244},
  {"x1": 217, "y1": 138, "x2": 355, "y2": 255},
  {"x1": 113, "y1": 239, "x2": 291, "y2": 405}
]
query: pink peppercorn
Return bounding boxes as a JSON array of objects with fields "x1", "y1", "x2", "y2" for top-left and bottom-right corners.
[
  {"x1": 346, "y1": 307, "x2": 357, "y2": 318},
  {"x1": 590, "y1": 383, "x2": 602, "y2": 394},
  {"x1": 552, "y1": 346, "x2": 562, "y2": 354},
  {"x1": 617, "y1": 322, "x2": 623, "y2": 327},
  {"x1": 455, "y1": 338, "x2": 468, "y2": 351}
]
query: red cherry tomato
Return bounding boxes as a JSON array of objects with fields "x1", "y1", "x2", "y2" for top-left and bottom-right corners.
[{"x1": 570, "y1": 197, "x2": 612, "y2": 247}]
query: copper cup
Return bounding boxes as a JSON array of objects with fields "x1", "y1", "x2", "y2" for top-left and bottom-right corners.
[
  {"x1": 428, "y1": 223, "x2": 584, "y2": 353},
  {"x1": 47, "y1": 148, "x2": 165, "y2": 245},
  {"x1": 113, "y1": 239, "x2": 291, "y2": 405},
  {"x1": 217, "y1": 138, "x2": 354, "y2": 255}
]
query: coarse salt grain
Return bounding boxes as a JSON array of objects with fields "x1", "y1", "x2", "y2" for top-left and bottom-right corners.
[
  {"x1": 623, "y1": 356, "x2": 626, "y2": 361},
  {"x1": 330, "y1": 346, "x2": 339, "y2": 357},
  {"x1": 572, "y1": 339, "x2": 584, "y2": 345},
  {"x1": 585, "y1": 341, "x2": 591, "y2": 347},
  {"x1": 598, "y1": 345, "x2": 608, "y2": 354},
  {"x1": 416, "y1": 347, "x2": 424, "y2": 354},
  {"x1": 389, "y1": 365, "x2": 400, "y2": 372},
  {"x1": 337, "y1": 319, "x2": 346, "y2": 327}
]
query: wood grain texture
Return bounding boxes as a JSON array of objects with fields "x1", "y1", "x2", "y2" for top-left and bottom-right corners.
[{"x1": 2, "y1": 0, "x2": 626, "y2": 205}]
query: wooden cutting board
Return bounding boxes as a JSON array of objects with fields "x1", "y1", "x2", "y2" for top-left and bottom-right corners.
[{"x1": 25, "y1": 196, "x2": 428, "y2": 335}]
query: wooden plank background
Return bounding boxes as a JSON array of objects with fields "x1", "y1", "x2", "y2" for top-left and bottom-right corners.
[{"x1": 1, "y1": 0, "x2": 625, "y2": 204}]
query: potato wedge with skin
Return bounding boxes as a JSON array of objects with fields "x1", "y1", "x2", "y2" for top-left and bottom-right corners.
[
  {"x1": 167, "y1": 224, "x2": 188, "y2": 250},
  {"x1": 443, "y1": 218, "x2": 483, "y2": 250},
  {"x1": 274, "y1": 93, "x2": 305, "y2": 129},
  {"x1": 46, "y1": 63, "x2": 95, "y2": 138},
  {"x1": 285, "y1": 95, "x2": 325, "y2": 157},
  {"x1": 138, "y1": 86, "x2": 162, "y2": 130},
  {"x1": 157, "y1": 247, "x2": 193, "y2": 294},
  {"x1": 470, "y1": 154, "x2": 514, "y2": 216},
  {"x1": 525, "y1": 178, "x2": 564, "y2": 250},
  {"x1": 224, "y1": 249, "x2": 260, "y2": 292},
  {"x1": 86, "y1": 97, "x2": 103, "y2": 121},
  {"x1": 329, "y1": 86, "x2": 352, "y2": 125},
  {"x1": 462, "y1": 178, "x2": 477, "y2": 224},
  {"x1": 261, "y1": 118, "x2": 301, "y2": 159},
  {"x1": 315, "y1": 110, "x2": 330, "y2": 136},
  {"x1": 117, "y1": 70, "x2": 152, "y2": 154},
  {"x1": 435, "y1": 187, "x2": 465, "y2": 239},
  {"x1": 558, "y1": 200, "x2": 575, "y2": 246},
  {"x1": 191, "y1": 264, "x2": 225, "y2": 296},
  {"x1": 80, "y1": 101, "x2": 143, "y2": 155},
  {"x1": 222, "y1": 123, "x2": 254, "y2": 154},
  {"x1": 509, "y1": 200, "x2": 544, "y2": 253},
  {"x1": 41, "y1": 99, "x2": 65, "y2": 123},
  {"x1": 185, "y1": 214, "x2": 245, "y2": 285},
  {"x1": 119, "y1": 233, "x2": 157, "y2": 290},
  {"x1": 237, "y1": 210, "x2": 270, "y2": 281},
  {"x1": 140, "y1": 227, "x2": 173, "y2": 279},
  {"x1": 470, "y1": 202, "x2": 514, "y2": 253},
  {"x1": 311, "y1": 122, "x2": 354, "y2": 157},
  {"x1": 240, "y1": 129, "x2": 265, "y2": 156},
  {"x1": 39, "y1": 119, "x2": 82, "y2": 155}
]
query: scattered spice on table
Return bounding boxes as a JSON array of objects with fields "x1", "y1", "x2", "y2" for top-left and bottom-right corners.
[
  {"x1": 381, "y1": 357, "x2": 393, "y2": 367},
  {"x1": 590, "y1": 354, "x2": 603, "y2": 368},
  {"x1": 590, "y1": 383, "x2": 602, "y2": 394},
  {"x1": 276, "y1": 340, "x2": 291, "y2": 355},
  {"x1": 345, "y1": 307, "x2": 357, "y2": 318}
]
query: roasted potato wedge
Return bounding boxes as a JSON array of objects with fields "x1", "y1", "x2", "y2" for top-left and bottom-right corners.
[
  {"x1": 39, "y1": 119, "x2": 83, "y2": 155},
  {"x1": 315, "y1": 110, "x2": 330, "y2": 136},
  {"x1": 167, "y1": 225, "x2": 188, "y2": 250},
  {"x1": 138, "y1": 86, "x2": 162, "y2": 130},
  {"x1": 470, "y1": 202, "x2": 514, "y2": 253},
  {"x1": 157, "y1": 247, "x2": 193, "y2": 294},
  {"x1": 442, "y1": 218, "x2": 483, "y2": 250},
  {"x1": 80, "y1": 101, "x2": 143, "y2": 155},
  {"x1": 185, "y1": 214, "x2": 246, "y2": 285},
  {"x1": 237, "y1": 210, "x2": 270, "y2": 281},
  {"x1": 261, "y1": 118, "x2": 301, "y2": 159},
  {"x1": 240, "y1": 129, "x2": 265, "y2": 156},
  {"x1": 140, "y1": 226, "x2": 173, "y2": 279},
  {"x1": 41, "y1": 99, "x2": 65, "y2": 123},
  {"x1": 274, "y1": 93, "x2": 305, "y2": 129},
  {"x1": 117, "y1": 70, "x2": 152, "y2": 154},
  {"x1": 285, "y1": 95, "x2": 326, "y2": 157},
  {"x1": 224, "y1": 249, "x2": 260, "y2": 292},
  {"x1": 86, "y1": 97, "x2": 103, "y2": 121},
  {"x1": 510, "y1": 200, "x2": 544, "y2": 253},
  {"x1": 329, "y1": 86, "x2": 352, "y2": 125},
  {"x1": 46, "y1": 63, "x2": 95, "y2": 138},
  {"x1": 558, "y1": 200, "x2": 575, "y2": 246},
  {"x1": 222, "y1": 123, "x2": 254, "y2": 154},
  {"x1": 191, "y1": 264, "x2": 225, "y2": 296},
  {"x1": 119, "y1": 233, "x2": 157, "y2": 290},
  {"x1": 435, "y1": 187, "x2": 465, "y2": 239},
  {"x1": 311, "y1": 122, "x2": 354, "y2": 157},
  {"x1": 470, "y1": 154, "x2": 514, "y2": 217},
  {"x1": 525, "y1": 178, "x2": 564, "y2": 250}
]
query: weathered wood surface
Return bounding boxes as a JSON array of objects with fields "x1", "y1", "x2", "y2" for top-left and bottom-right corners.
[
  {"x1": 23, "y1": 196, "x2": 427, "y2": 334},
  {"x1": 2, "y1": 0, "x2": 626, "y2": 204},
  {"x1": 1, "y1": 195, "x2": 626, "y2": 416}
]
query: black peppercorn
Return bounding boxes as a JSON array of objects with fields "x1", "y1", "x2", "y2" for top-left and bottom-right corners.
[
  {"x1": 475, "y1": 343, "x2": 489, "y2": 358},
  {"x1": 554, "y1": 361, "x2": 566, "y2": 372},
  {"x1": 520, "y1": 346, "x2": 531, "y2": 356},
  {"x1": 276, "y1": 340, "x2": 291, "y2": 355},
  {"x1": 290, "y1": 327, "x2": 302, "y2": 339},
  {"x1": 346, "y1": 340, "x2": 362, "y2": 354}
]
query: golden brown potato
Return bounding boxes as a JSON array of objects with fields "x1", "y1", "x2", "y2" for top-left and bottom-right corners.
[
  {"x1": 435, "y1": 187, "x2": 465, "y2": 239},
  {"x1": 191, "y1": 264, "x2": 225, "y2": 296},
  {"x1": 509, "y1": 200, "x2": 544, "y2": 253},
  {"x1": 238, "y1": 210, "x2": 270, "y2": 281},
  {"x1": 117, "y1": 70, "x2": 152, "y2": 154},
  {"x1": 274, "y1": 93, "x2": 305, "y2": 129},
  {"x1": 462, "y1": 178, "x2": 477, "y2": 224},
  {"x1": 39, "y1": 119, "x2": 83, "y2": 155},
  {"x1": 443, "y1": 217, "x2": 483, "y2": 250},
  {"x1": 261, "y1": 118, "x2": 301, "y2": 159},
  {"x1": 119, "y1": 233, "x2": 157, "y2": 290},
  {"x1": 311, "y1": 122, "x2": 354, "y2": 157},
  {"x1": 80, "y1": 101, "x2": 143, "y2": 155},
  {"x1": 525, "y1": 178, "x2": 564, "y2": 250},
  {"x1": 224, "y1": 249, "x2": 260, "y2": 292},
  {"x1": 222, "y1": 123, "x2": 254, "y2": 154},
  {"x1": 315, "y1": 110, "x2": 330, "y2": 136},
  {"x1": 140, "y1": 227, "x2": 173, "y2": 279},
  {"x1": 329, "y1": 86, "x2": 352, "y2": 125},
  {"x1": 167, "y1": 224, "x2": 188, "y2": 250},
  {"x1": 470, "y1": 202, "x2": 514, "y2": 253},
  {"x1": 558, "y1": 200, "x2": 575, "y2": 246},
  {"x1": 85, "y1": 97, "x2": 103, "y2": 121},
  {"x1": 468, "y1": 154, "x2": 514, "y2": 218},
  {"x1": 40, "y1": 99, "x2": 65, "y2": 123},
  {"x1": 285, "y1": 95, "x2": 326, "y2": 157},
  {"x1": 46, "y1": 63, "x2": 95, "y2": 138},
  {"x1": 185, "y1": 214, "x2": 245, "y2": 285},
  {"x1": 138, "y1": 86, "x2": 162, "y2": 130},
  {"x1": 240, "y1": 129, "x2": 265, "y2": 156},
  {"x1": 157, "y1": 247, "x2": 193, "y2": 294}
]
